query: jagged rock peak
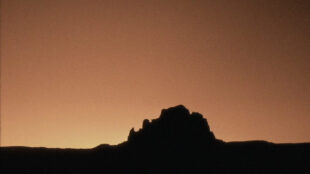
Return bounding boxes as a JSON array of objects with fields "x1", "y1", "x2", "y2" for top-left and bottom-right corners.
[
  {"x1": 128, "y1": 105, "x2": 216, "y2": 143},
  {"x1": 160, "y1": 105, "x2": 190, "y2": 119}
]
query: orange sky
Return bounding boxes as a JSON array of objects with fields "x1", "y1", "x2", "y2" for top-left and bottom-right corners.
[{"x1": 1, "y1": 0, "x2": 310, "y2": 148}]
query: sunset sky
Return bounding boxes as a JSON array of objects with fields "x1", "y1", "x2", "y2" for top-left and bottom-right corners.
[{"x1": 1, "y1": 0, "x2": 310, "y2": 148}]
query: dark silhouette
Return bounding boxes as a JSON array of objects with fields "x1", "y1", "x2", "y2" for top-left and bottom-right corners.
[{"x1": 1, "y1": 105, "x2": 310, "y2": 173}]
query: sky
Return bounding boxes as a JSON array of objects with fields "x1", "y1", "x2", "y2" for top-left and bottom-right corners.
[{"x1": 1, "y1": 0, "x2": 310, "y2": 148}]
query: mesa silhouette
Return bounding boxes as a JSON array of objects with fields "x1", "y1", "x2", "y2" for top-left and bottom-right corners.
[{"x1": 1, "y1": 105, "x2": 310, "y2": 173}]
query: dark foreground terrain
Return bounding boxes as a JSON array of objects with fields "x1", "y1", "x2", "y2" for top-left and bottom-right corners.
[{"x1": 1, "y1": 105, "x2": 310, "y2": 173}]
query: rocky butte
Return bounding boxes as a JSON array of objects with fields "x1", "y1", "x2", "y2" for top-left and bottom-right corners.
[
  {"x1": 1, "y1": 105, "x2": 310, "y2": 174},
  {"x1": 128, "y1": 105, "x2": 218, "y2": 144}
]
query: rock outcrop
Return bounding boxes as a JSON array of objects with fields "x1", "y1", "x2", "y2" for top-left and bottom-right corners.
[{"x1": 127, "y1": 105, "x2": 217, "y2": 144}]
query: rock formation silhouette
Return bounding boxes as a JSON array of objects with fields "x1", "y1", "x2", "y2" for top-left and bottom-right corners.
[
  {"x1": 1, "y1": 105, "x2": 310, "y2": 174},
  {"x1": 128, "y1": 105, "x2": 217, "y2": 144}
]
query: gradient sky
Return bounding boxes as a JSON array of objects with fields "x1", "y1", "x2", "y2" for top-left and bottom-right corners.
[{"x1": 1, "y1": 0, "x2": 310, "y2": 148}]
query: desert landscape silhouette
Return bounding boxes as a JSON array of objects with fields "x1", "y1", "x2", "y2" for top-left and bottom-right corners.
[
  {"x1": 2, "y1": 0, "x2": 310, "y2": 173},
  {"x1": 1, "y1": 105, "x2": 309, "y2": 173}
]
